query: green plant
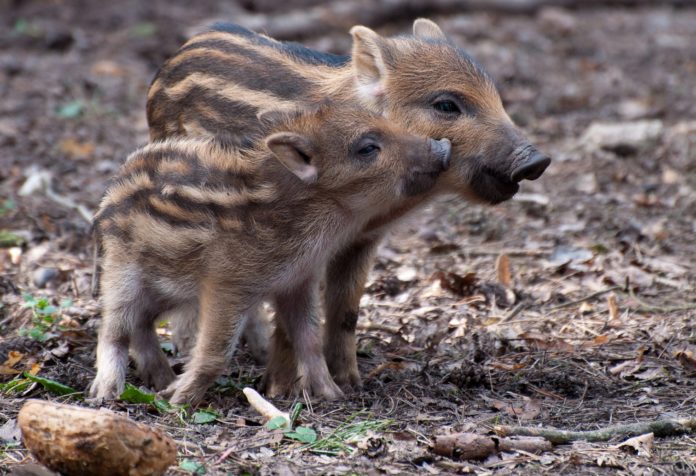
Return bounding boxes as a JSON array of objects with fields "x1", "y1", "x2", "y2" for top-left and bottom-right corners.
[
  {"x1": 302, "y1": 413, "x2": 393, "y2": 455},
  {"x1": 19, "y1": 294, "x2": 71, "y2": 341}
]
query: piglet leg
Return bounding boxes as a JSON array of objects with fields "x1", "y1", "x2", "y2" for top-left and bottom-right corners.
[
  {"x1": 264, "y1": 279, "x2": 343, "y2": 400},
  {"x1": 323, "y1": 237, "x2": 380, "y2": 390},
  {"x1": 163, "y1": 279, "x2": 251, "y2": 406}
]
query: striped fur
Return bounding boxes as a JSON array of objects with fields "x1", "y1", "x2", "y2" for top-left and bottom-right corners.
[
  {"x1": 145, "y1": 19, "x2": 551, "y2": 394},
  {"x1": 90, "y1": 104, "x2": 450, "y2": 405}
]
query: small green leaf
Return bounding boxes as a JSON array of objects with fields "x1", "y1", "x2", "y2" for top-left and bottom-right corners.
[
  {"x1": 60, "y1": 299, "x2": 73, "y2": 308},
  {"x1": 56, "y1": 101, "x2": 83, "y2": 119},
  {"x1": 0, "y1": 377, "x2": 31, "y2": 394},
  {"x1": 23, "y1": 373, "x2": 80, "y2": 397},
  {"x1": 266, "y1": 415, "x2": 290, "y2": 430},
  {"x1": 191, "y1": 409, "x2": 218, "y2": 425},
  {"x1": 0, "y1": 230, "x2": 24, "y2": 248},
  {"x1": 180, "y1": 459, "x2": 206, "y2": 474},
  {"x1": 119, "y1": 383, "x2": 155, "y2": 404},
  {"x1": 160, "y1": 342, "x2": 175, "y2": 354},
  {"x1": 290, "y1": 402, "x2": 303, "y2": 426},
  {"x1": 153, "y1": 399, "x2": 172, "y2": 413},
  {"x1": 131, "y1": 22, "x2": 157, "y2": 37},
  {"x1": 285, "y1": 426, "x2": 317, "y2": 444}
]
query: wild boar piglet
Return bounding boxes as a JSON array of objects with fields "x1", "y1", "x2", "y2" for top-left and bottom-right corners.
[
  {"x1": 89, "y1": 103, "x2": 451, "y2": 405},
  {"x1": 147, "y1": 19, "x2": 552, "y2": 391}
]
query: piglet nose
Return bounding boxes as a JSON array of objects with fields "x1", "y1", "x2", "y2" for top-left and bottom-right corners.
[
  {"x1": 510, "y1": 150, "x2": 551, "y2": 182},
  {"x1": 430, "y1": 138, "x2": 451, "y2": 171}
]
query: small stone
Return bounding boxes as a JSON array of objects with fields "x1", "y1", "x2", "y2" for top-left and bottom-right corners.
[
  {"x1": 580, "y1": 120, "x2": 663, "y2": 156},
  {"x1": 33, "y1": 267, "x2": 60, "y2": 289}
]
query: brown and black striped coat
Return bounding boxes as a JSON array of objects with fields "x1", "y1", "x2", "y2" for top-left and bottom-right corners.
[
  {"x1": 145, "y1": 19, "x2": 551, "y2": 393},
  {"x1": 89, "y1": 104, "x2": 451, "y2": 405}
]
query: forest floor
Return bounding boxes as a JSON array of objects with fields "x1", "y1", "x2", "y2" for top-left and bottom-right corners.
[{"x1": 1, "y1": 1, "x2": 695, "y2": 474}]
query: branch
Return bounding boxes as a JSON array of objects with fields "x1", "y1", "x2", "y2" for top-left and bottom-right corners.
[
  {"x1": 433, "y1": 433, "x2": 552, "y2": 460},
  {"x1": 215, "y1": 0, "x2": 694, "y2": 41},
  {"x1": 494, "y1": 418, "x2": 696, "y2": 445}
]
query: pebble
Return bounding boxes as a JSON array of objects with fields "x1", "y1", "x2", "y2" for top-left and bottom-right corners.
[{"x1": 33, "y1": 267, "x2": 60, "y2": 289}]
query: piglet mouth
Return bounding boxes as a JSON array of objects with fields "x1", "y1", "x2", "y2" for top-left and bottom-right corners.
[
  {"x1": 472, "y1": 164, "x2": 520, "y2": 204},
  {"x1": 402, "y1": 170, "x2": 442, "y2": 197}
]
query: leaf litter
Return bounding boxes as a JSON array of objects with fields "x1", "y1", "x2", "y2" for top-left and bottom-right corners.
[{"x1": 1, "y1": 2, "x2": 696, "y2": 475}]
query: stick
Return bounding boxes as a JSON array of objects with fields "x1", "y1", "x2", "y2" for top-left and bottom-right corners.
[
  {"x1": 242, "y1": 387, "x2": 290, "y2": 427},
  {"x1": 494, "y1": 418, "x2": 696, "y2": 445},
  {"x1": 433, "y1": 433, "x2": 552, "y2": 460},
  {"x1": 547, "y1": 286, "x2": 622, "y2": 311}
]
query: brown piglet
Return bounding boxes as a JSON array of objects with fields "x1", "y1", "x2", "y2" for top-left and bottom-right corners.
[{"x1": 89, "y1": 103, "x2": 451, "y2": 405}]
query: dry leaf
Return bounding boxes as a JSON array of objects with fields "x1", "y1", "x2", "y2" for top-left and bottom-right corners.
[
  {"x1": 519, "y1": 332, "x2": 575, "y2": 352},
  {"x1": 582, "y1": 335, "x2": 610, "y2": 348},
  {"x1": 496, "y1": 254, "x2": 512, "y2": 288},
  {"x1": 673, "y1": 346, "x2": 696, "y2": 372},
  {"x1": 1, "y1": 351, "x2": 27, "y2": 375},
  {"x1": 432, "y1": 271, "x2": 477, "y2": 296},
  {"x1": 58, "y1": 138, "x2": 95, "y2": 160},
  {"x1": 614, "y1": 432, "x2": 653, "y2": 457},
  {"x1": 607, "y1": 293, "x2": 619, "y2": 322},
  {"x1": 485, "y1": 397, "x2": 541, "y2": 421}
]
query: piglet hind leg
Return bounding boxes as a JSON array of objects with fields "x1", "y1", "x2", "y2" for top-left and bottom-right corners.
[
  {"x1": 90, "y1": 265, "x2": 164, "y2": 400},
  {"x1": 265, "y1": 281, "x2": 343, "y2": 400},
  {"x1": 162, "y1": 281, "x2": 250, "y2": 406},
  {"x1": 323, "y1": 238, "x2": 380, "y2": 391}
]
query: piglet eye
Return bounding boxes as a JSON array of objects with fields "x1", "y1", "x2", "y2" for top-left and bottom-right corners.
[
  {"x1": 358, "y1": 144, "x2": 379, "y2": 156},
  {"x1": 433, "y1": 100, "x2": 461, "y2": 114}
]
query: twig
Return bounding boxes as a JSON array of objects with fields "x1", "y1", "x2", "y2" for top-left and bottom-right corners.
[
  {"x1": 45, "y1": 187, "x2": 93, "y2": 224},
  {"x1": 547, "y1": 286, "x2": 622, "y2": 311},
  {"x1": 499, "y1": 302, "x2": 528, "y2": 323},
  {"x1": 494, "y1": 418, "x2": 696, "y2": 445},
  {"x1": 242, "y1": 387, "x2": 290, "y2": 427},
  {"x1": 433, "y1": 433, "x2": 552, "y2": 460}
]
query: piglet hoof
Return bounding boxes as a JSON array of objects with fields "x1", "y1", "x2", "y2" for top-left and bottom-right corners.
[
  {"x1": 333, "y1": 369, "x2": 363, "y2": 393},
  {"x1": 88, "y1": 376, "x2": 123, "y2": 402},
  {"x1": 138, "y1": 364, "x2": 176, "y2": 392},
  {"x1": 264, "y1": 373, "x2": 344, "y2": 401},
  {"x1": 161, "y1": 378, "x2": 206, "y2": 407}
]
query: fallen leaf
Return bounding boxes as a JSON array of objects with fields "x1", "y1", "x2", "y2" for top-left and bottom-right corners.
[
  {"x1": 432, "y1": 271, "x2": 477, "y2": 296},
  {"x1": 607, "y1": 293, "x2": 619, "y2": 322},
  {"x1": 485, "y1": 397, "x2": 542, "y2": 421},
  {"x1": 614, "y1": 432, "x2": 653, "y2": 457},
  {"x1": 582, "y1": 335, "x2": 610, "y2": 348},
  {"x1": 496, "y1": 254, "x2": 512, "y2": 288},
  {"x1": 4, "y1": 350, "x2": 24, "y2": 367},
  {"x1": 673, "y1": 346, "x2": 696, "y2": 372},
  {"x1": 519, "y1": 332, "x2": 575, "y2": 352},
  {"x1": 0, "y1": 419, "x2": 21, "y2": 444},
  {"x1": 90, "y1": 60, "x2": 127, "y2": 76},
  {"x1": 58, "y1": 138, "x2": 95, "y2": 160}
]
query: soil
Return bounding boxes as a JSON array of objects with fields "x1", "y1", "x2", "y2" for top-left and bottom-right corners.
[{"x1": 1, "y1": 1, "x2": 695, "y2": 475}]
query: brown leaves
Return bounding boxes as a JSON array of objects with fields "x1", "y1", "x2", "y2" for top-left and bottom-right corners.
[
  {"x1": 496, "y1": 254, "x2": 512, "y2": 288},
  {"x1": 484, "y1": 396, "x2": 542, "y2": 421},
  {"x1": 431, "y1": 271, "x2": 477, "y2": 296},
  {"x1": 58, "y1": 138, "x2": 95, "y2": 161}
]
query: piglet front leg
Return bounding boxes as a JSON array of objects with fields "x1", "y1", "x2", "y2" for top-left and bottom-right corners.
[
  {"x1": 161, "y1": 280, "x2": 251, "y2": 406},
  {"x1": 263, "y1": 280, "x2": 343, "y2": 400}
]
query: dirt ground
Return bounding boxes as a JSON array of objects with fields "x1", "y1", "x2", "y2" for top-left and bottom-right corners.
[{"x1": 1, "y1": 1, "x2": 695, "y2": 474}]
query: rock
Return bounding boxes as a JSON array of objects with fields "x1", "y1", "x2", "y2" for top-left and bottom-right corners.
[
  {"x1": 580, "y1": 120, "x2": 664, "y2": 156},
  {"x1": 33, "y1": 267, "x2": 60, "y2": 288},
  {"x1": 18, "y1": 400, "x2": 177, "y2": 476}
]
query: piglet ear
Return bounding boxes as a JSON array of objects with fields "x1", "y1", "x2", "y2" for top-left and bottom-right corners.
[
  {"x1": 350, "y1": 25, "x2": 388, "y2": 103},
  {"x1": 413, "y1": 18, "x2": 447, "y2": 41},
  {"x1": 266, "y1": 132, "x2": 318, "y2": 184}
]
